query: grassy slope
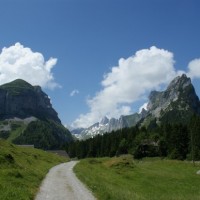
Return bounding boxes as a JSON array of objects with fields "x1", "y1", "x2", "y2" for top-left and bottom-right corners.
[
  {"x1": 0, "y1": 121, "x2": 27, "y2": 142},
  {"x1": 7, "y1": 122, "x2": 27, "y2": 142},
  {"x1": 0, "y1": 139, "x2": 68, "y2": 200},
  {"x1": 74, "y1": 155, "x2": 200, "y2": 200}
]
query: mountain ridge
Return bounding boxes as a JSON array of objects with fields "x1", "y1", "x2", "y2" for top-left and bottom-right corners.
[{"x1": 73, "y1": 74, "x2": 200, "y2": 140}]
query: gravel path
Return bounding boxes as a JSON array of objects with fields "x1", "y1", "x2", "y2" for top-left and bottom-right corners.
[{"x1": 35, "y1": 161, "x2": 96, "y2": 200}]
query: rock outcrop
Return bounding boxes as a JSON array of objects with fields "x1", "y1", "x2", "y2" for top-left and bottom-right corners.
[{"x1": 0, "y1": 79, "x2": 60, "y2": 122}]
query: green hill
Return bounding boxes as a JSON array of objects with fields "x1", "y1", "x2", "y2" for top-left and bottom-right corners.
[{"x1": 0, "y1": 139, "x2": 68, "y2": 200}]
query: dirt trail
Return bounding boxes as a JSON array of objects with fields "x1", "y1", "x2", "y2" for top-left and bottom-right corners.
[{"x1": 35, "y1": 161, "x2": 96, "y2": 200}]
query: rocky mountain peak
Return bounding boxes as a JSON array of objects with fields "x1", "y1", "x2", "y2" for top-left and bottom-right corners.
[
  {"x1": 146, "y1": 74, "x2": 200, "y2": 119},
  {"x1": 100, "y1": 116, "x2": 109, "y2": 125},
  {"x1": 0, "y1": 79, "x2": 60, "y2": 123},
  {"x1": 166, "y1": 74, "x2": 191, "y2": 92}
]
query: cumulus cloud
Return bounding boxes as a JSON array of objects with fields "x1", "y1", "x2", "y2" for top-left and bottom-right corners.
[
  {"x1": 187, "y1": 58, "x2": 200, "y2": 79},
  {"x1": 73, "y1": 46, "x2": 179, "y2": 128},
  {"x1": 0, "y1": 43, "x2": 59, "y2": 89},
  {"x1": 70, "y1": 89, "x2": 79, "y2": 97}
]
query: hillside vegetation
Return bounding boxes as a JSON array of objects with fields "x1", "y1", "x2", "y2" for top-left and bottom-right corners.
[
  {"x1": 0, "y1": 139, "x2": 68, "y2": 200},
  {"x1": 13, "y1": 120, "x2": 72, "y2": 150},
  {"x1": 67, "y1": 115, "x2": 200, "y2": 161},
  {"x1": 74, "y1": 156, "x2": 200, "y2": 200}
]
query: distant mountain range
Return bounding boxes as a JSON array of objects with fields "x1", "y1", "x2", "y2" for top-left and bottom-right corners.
[
  {"x1": 72, "y1": 74, "x2": 200, "y2": 140},
  {"x1": 71, "y1": 113, "x2": 142, "y2": 140},
  {"x1": 0, "y1": 79, "x2": 73, "y2": 149}
]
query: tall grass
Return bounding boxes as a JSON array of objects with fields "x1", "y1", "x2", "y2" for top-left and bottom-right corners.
[
  {"x1": 74, "y1": 155, "x2": 200, "y2": 200},
  {"x1": 0, "y1": 139, "x2": 68, "y2": 200}
]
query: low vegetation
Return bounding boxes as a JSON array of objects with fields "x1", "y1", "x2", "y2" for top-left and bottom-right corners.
[
  {"x1": 74, "y1": 155, "x2": 200, "y2": 200},
  {"x1": 0, "y1": 139, "x2": 68, "y2": 200}
]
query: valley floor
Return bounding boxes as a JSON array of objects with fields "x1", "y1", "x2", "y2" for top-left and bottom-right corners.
[{"x1": 74, "y1": 155, "x2": 200, "y2": 200}]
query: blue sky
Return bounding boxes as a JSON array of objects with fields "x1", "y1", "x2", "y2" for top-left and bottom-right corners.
[{"x1": 0, "y1": 0, "x2": 200, "y2": 128}]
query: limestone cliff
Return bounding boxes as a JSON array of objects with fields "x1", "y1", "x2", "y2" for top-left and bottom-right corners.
[{"x1": 0, "y1": 79, "x2": 60, "y2": 122}]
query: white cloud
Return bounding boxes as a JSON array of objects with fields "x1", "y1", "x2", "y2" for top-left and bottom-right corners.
[
  {"x1": 70, "y1": 89, "x2": 79, "y2": 97},
  {"x1": 187, "y1": 58, "x2": 200, "y2": 79},
  {"x1": 73, "y1": 46, "x2": 178, "y2": 128},
  {"x1": 0, "y1": 43, "x2": 59, "y2": 89}
]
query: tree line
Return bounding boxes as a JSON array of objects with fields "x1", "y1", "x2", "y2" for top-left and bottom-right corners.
[{"x1": 66, "y1": 115, "x2": 200, "y2": 160}]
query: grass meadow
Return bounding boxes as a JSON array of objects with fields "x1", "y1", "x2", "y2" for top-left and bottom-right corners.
[
  {"x1": 74, "y1": 155, "x2": 200, "y2": 200},
  {"x1": 0, "y1": 139, "x2": 68, "y2": 200}
]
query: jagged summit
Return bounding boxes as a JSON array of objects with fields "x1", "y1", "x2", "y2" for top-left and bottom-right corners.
[
  {"x1": 147, "y1": 74, "x2": 191, "y2": 111},
  {"x1": 147, "y1": 74, "x2": 200, "y2": 118},
  {"x1": 100, "y1": 116, "x2": 109, "y2": 125},
  {"x1": 167, "y1": 74, "x2": 191, "y2": 91},
  {"x1": 143, "y1": 74, "x2": 200, "y2": 125},
  {"x1": 72, "y1": 114, "x2": 141, "y2": 140}
]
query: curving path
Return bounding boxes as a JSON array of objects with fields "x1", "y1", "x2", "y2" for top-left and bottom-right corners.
[{"x1": 35, "y1": 161, "x2": 96, "y2": 200}]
